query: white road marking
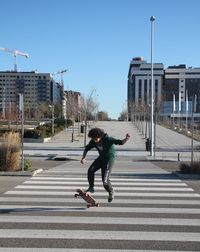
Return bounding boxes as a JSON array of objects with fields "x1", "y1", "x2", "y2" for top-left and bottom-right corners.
[
  {"x1": 1, "y1": 197, "x2": 199, "y2": 205},
  {"x1": 0, "y1": 215, "x2": 200, "y2": 226},
  {"x1": 5, "y1": 190, "x2": 200, "y2": 197},
  {"x1": 31, "y1": 177, "x2": 182, "y2": 182},
  {"x1": 24, "y1": 180, "x2": 188, "y2": 186},
  {"x1": 15, "y1": 185, "x2": 194, "y2": 191},
  {"x1": 0, "y1": 229, "x2": 199, "y2": 241}
]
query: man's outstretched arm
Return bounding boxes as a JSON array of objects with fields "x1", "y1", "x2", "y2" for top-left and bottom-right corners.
[
  {"x1": 80, "y1": 149, "x2": 88, "y2": 164},
  {"x1": 121, "y1": 133, "x2": 131, "y2": 145}
]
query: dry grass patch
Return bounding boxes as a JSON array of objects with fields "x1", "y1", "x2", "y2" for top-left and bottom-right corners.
[{"x1": 0, "y1": 132, "x2": 21, "y2": 171}]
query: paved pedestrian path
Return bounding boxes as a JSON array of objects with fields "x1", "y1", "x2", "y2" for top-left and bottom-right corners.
[
  {"x1": 45, "y1": 121, "x2": 200, "y2": 149},
  {"x1": 24, "y1": 121, "x2": 200, "y2": 161},
  {"x1": 0, "y1": 160, "x2": 200, "y2": 251}
]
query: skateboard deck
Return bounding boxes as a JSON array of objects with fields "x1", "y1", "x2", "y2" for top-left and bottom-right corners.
[{"x1": 74, "y1": 188, "x2": 100, "y2": 208}]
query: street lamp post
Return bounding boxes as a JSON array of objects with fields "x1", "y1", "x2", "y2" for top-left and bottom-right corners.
[
  {"x1": 150, "y1": 15, "x2": 155, "y2": 157},
  {"x1": 49, "y1": 105, "x2": 54, "y2": 136},
  {"x1": 19, "y1": 93, "x2": 24, "y2": 171},
  {"x1": 191, "y1": 94, "x2": 197, "y2": 164}
]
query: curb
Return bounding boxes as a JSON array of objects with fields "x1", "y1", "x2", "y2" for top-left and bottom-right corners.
[
  {"x1": 173, "y1": 171, "x2": 200, "y2": 180},
  {"x1": 0, "y1": 168, "x2": 43, "y2": 177}
]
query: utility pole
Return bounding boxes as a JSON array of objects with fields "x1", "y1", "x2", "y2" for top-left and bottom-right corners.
[
  {"x1": 150, "y1": 16, "x2": 155, "y2": 157},
  {"x1": 191, "y1": 94, "x2": 197, "y2": 165},
  {"x1": 49, "y1": 105, "x2": 54, "y2": 135},
  {"x1": 19, "y1": 93, "x2": 24, "y2": 171}
]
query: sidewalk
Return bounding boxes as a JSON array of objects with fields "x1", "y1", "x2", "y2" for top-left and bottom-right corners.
[
  {"x1": 44, "y1": 121, "x2": 145, "y2": 150},
  {"x1": 24, "y1": 121, "x2": 200, "y2": 162}
]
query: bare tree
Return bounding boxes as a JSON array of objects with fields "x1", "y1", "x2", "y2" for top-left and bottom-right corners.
[
  {"x1": 119, "y1": 110, "x2": 128, "y2": 121},
  {"x1": 82, "y1": 89, "x2": 99, "y2": 146}
]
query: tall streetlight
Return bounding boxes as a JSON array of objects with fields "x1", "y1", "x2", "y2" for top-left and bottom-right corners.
[
  {"x1": 19, "y1": 93, "x2": 24, "y2": 171},
  {"x1": 150, "y1": 16, "x2": 155, "y2": 157},
  {"x1": 49, "y1": 105, "x2": 54, "y2": 136}
]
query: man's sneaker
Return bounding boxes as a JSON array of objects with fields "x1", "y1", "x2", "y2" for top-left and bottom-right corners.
[
  {"x1": 108, "y1": 191, "x2": 114, "y2": 203},
  {"x1": 85, "y1": 187, "x2": 94, "y2": 193}
]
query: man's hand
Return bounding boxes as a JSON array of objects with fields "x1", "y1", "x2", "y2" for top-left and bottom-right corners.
[
  {"x1": 122, "y1": 133, "x2": 131, "y2": 145},
  {"x1": 80, "y1": 158, "x2": 85, "y2": 164}
]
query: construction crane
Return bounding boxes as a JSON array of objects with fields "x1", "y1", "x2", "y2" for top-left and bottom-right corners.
[
  {"x1": 52, "y1": 69, "x2": 67, "y2": 87},
  {"x1": 0, "y1": 47, "x2": 29, "y2": 72},
  {"x1": 52, "y1": 69, "x2": 68, "y2": 119}
]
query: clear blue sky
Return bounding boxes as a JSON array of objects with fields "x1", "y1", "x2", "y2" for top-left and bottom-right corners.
[{"x1": 0, "y1": 0, "x2": 200, "y2": 119}]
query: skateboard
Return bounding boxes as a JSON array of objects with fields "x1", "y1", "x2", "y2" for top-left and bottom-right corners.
[{"x1": 74, "y1": 188, "x2": 100, "y2": 208}]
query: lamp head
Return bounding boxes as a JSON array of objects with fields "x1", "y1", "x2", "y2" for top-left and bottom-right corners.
[{"x1": 150, "y1": 16, "x2": 156, "y2": 22}]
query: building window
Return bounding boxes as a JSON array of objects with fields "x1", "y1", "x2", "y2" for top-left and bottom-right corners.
[
  {"x1": 139, "y1": 79, "x2": 142, "y2": 100},
  {"x1": 149, "y1": 80, "x2": 151, "y2": 94},
  {"x1": 144, "y1": 79, "x2": 147, "y2": 104},
  {"x1": 155, "y1": 79, "x2": 158, "y2": 93}
]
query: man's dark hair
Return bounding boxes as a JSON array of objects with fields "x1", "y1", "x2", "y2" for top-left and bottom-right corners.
[{"x1": 88, "y1": 128, "x2": 105, "y2": 139}]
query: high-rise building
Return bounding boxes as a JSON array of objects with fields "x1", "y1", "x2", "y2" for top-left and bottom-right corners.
[
  {"x1": 128, "y1": 58, "x2": 200, "y2": 119},
  {"x1": 163, "y1": 64, "x2": 200, "y2": 114},
  {"x1": 0, "y1": 71, "x2": 61, "y2": 118},
  {"x1": 127, "y1": 57, "x2": 164, "y2": 120}
]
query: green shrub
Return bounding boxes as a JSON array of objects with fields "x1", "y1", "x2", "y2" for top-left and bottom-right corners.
[
  {"x1": 54, "y1": 118, "x2": 73, "y2": 128},
  {"x1": 24, "y1": 122, "x2": 65, "y2": 139},
  {"x1": 179, "y1": 161, "x2": 200, "y2": 174},
  {"x1": 192, "y1": 162, "x2": 200, "y2": 174},
  {"x1": 24, "y1": 158, "x2": 32, "y2": 171},
  {"x1": 24, "y1": 124, "x2": 52, "y2": 138},
  {"x1": 24, "y1": 129, "x2": 40, "y2": 138}
]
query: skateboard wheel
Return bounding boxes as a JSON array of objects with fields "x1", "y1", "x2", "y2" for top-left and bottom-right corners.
[
  {"x1": 87, "y1": 205, "x2": 91, "y2": 208},
  {"x1": 74, "y1": 193, "x2": 78, "y2": 198},
  {"x1": 96, "y1": 203, "x2": 100, "y2": 207}
]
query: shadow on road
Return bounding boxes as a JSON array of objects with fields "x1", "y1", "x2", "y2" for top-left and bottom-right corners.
[{"x1": 0, "y1": 207, "x2": 87, "y2": 214}]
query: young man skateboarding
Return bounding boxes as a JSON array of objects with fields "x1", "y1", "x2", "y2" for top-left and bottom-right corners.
[{"x1": 80, "y1": 127, "x2": 130, "y2": 202}]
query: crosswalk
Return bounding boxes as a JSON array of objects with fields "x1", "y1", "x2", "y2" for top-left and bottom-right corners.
[{"x1": 0, "y1": 163, "x2": 200, "y2": 251}]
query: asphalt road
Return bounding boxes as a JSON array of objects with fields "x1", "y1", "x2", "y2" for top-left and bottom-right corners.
[
  {"x1": 0, "y1": 157, "x2": 200, "y2": 251},
  {"x1": 0, "y1": 121, "x2": 200, "y2": 251}
]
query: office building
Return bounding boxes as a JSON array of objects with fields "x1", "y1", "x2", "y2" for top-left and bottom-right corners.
[
  {"x1": 127, "y1": 57, "x2": 164, "y2": 120},
  {"x1": 163, "y1": 64, "x2": 200, "y2": 115}
]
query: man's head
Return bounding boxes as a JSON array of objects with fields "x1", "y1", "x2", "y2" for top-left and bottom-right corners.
[{"x1": 88, "y1": 128, "x2": 105, "y2": 142}]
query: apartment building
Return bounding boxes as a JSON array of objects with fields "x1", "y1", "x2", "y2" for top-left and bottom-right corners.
[
  {"x1": 65, "y1": 90, "x2": 83, "y2": 120},
  {"x1": 127, "y1": 57, "x2": 164, "y2": 120},
  {"x1": 0, "y1": 71, "x2": 61, "y2": 118},
  {"x1": 163, "y1": 64, "x2": 200, "y2": 114}
]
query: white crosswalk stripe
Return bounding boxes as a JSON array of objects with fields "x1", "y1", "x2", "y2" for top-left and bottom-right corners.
[
  {"x1": 1, "y1": 229, "x2": 200, "y2": 241},
  {"x1": 0, "y1": 215, "x2": 200, "y2": 226},
  {"x1": 5, "y1": 190, "x2": 200, "y2": 197},
  {"x1": 15, "y1": 185, "x2": 194, "y2": 191},
  {"x1": 23, "y1": 180, "x2": 189, "y2": 186},
  {"x1": 0, "y1": 170, "x2": 200, "y2": 251}
]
